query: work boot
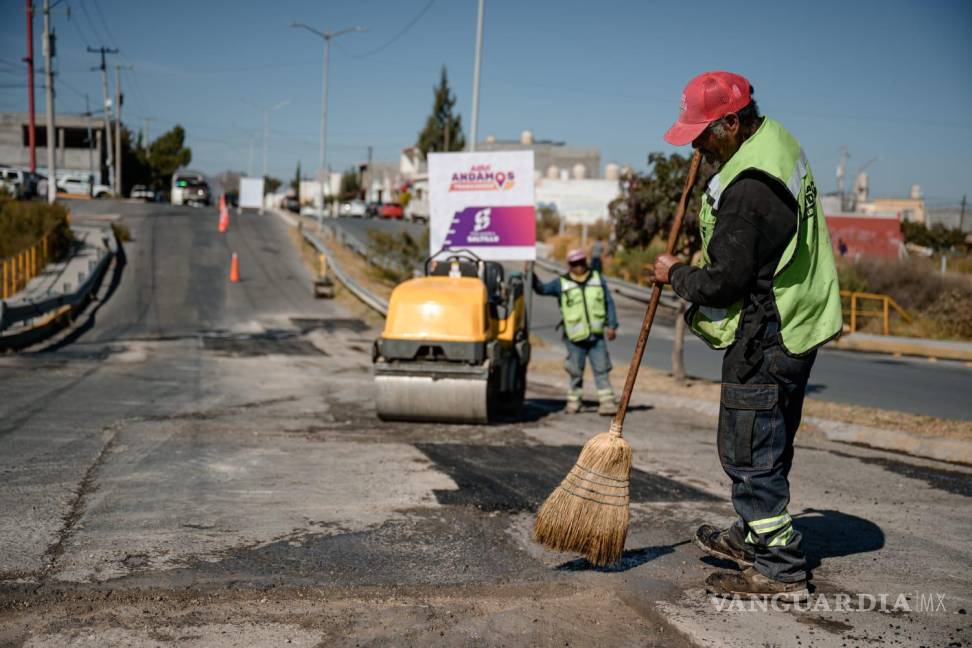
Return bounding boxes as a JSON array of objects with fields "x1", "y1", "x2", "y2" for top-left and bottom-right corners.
[
  {"x1": 705, "y1": 567, "x2": 809, "y2": 602},
  {"x1": 564, "y1": 399, "x2": 582, "y2": 414},
  {"x1": 694, "y1": 524, "x2": 755, "y2": 567},
  {"x1": 597, "y1": 397, "x2": 617, "y2": 416},
  {"x1": 597, "y1": 390, "x2": 617, "y2": 416}
]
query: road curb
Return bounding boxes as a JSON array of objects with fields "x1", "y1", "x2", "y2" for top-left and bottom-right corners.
[
  {"x1": 805, "y1": 417, "x2": 972, "y2": 465},
  {"x1": 831, "y1": 333, "x2": 972, "y2": 362}
]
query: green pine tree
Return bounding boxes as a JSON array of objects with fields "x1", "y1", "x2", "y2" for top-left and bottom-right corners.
[{"x1": 416, "y1": 66, "x2": 466, "y2": 157}]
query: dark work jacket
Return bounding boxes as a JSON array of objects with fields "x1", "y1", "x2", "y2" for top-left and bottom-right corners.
[{"x1": 669, "y1": 170, "x2": 798, "y2": 344}]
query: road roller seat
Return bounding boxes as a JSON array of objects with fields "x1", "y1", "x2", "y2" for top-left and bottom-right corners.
[
  {"x1": 428, "y1": 259, "x2": 479, "y2": 279},
  {"x1": 428, "y1": 258, "x2": 505, "y2": 307}
]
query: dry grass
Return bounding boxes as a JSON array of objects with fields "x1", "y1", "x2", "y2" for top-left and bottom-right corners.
[
  {"x1": 0, "y1": 197, "x2": 72, "y2": 259},
  {"x1": 837, "y1": 257, "x2": 972, "y2": 341},
  {"x1": 533, "y1": 427, "x2": 631, "y2": 567}
]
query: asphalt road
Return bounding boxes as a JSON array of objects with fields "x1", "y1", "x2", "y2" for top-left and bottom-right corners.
[
  {"x1": 330, "y1": 216, "x2": 972, "y2": 421},
  {"x1": 1, "y1": 202, "x2": 969, "y2": 647}
]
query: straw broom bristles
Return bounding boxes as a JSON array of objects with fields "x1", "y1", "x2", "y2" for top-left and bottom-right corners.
[
  {"x1": 532, "y1": 151, "x2": 701, "y2": 569},
  {"x1": 533, "y1": 422, "x2": 632, "y2": 567}
]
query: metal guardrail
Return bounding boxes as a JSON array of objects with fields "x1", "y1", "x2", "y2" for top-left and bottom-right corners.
[
  {"x1": 1, "y1": 227, "x2": 60, "y2": 299},
  {"x1": 300, "y1": 219, "x2": 680, "y2": 319},
  {"x1": 533, "y1": 257, "x2": 681, "y2": 308},
  {"x1": 0, "y1": 226, "x2": 117, "y2": 335},
  {"x1": 841, "y1": 289, "x2": 911, "y2": 336},
  {"x1": 300, "y1": 226, "x2": 389, "y2": 316}
]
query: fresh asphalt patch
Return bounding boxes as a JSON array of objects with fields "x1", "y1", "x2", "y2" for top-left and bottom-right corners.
[
  {"x1": 202, "y1": 330, "x2": 327, "y2": 357},
  {"x1": 415, "y1": 443, "x2": 719, "y2": 512},
  {"x1": 828, "y1": 449, "x2": 972, "y2": 497},
  {"x1": 289, "y1": 317, "x2": 370, "y2": 334},
  {"x1": 116, "y1": 508, "x2": 550, "y2": 590}
]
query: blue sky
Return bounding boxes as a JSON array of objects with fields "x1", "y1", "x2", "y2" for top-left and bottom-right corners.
[{"x1": 1, "y1": 0, "x2": 970, "y2": 204}]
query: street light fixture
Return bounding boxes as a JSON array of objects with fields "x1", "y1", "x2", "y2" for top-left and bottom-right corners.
[{"x1": 290, "y1": 22, "x2": 367, "y2": 225}]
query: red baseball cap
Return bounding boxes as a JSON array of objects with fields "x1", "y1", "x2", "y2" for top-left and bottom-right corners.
[{"x1": 664, "y1": 71, "x2": 752, "y2": 146}]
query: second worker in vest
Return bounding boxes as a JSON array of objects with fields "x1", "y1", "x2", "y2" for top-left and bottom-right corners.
[
  {"x1": 532, "y1": 248, "x2": 620, "y2": 416},
  {"x1": 651, "y1": 72, "x2": 842, "y2": 601}
]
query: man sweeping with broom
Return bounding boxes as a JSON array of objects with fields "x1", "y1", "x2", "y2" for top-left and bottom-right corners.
[{"x1": 651, "y1": 71, "x2": 842, "y2": 600}]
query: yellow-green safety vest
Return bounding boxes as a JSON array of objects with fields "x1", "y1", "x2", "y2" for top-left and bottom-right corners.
[
  {"x1": 689, "y1": 117, "x2": 843, "y2": 355},
  {"x1": 560, "y1": 271, "x2": 607, "y2": 342}
]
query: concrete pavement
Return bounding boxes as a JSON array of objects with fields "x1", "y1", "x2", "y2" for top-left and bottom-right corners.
[{"x1": 0, "y1": 201, "x2": 969, "y2": 647}]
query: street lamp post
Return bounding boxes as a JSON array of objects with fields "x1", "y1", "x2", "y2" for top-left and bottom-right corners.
[
  {"x1": 290, "y1": 22, "x2": 366, "y2": 226},
  {"x1": 469, "y1": 0, "x2": 485, "y2": 152},
  {"x1": 244, "y1": 99, "x2": 289, "y2": 213}
]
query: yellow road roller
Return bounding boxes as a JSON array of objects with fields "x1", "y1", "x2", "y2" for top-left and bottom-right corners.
[{"x1": 372, "y1": 249, "x2": 530, "y2": 423}]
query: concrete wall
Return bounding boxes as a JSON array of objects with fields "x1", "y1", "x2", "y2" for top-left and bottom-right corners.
[{"x1": 0, "y1": 112, "x2": 106, "y2": 181}]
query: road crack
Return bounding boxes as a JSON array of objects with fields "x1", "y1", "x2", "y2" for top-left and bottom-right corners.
[{"x1": 40, "y1": 423, "x2": 121, "y2": 582}]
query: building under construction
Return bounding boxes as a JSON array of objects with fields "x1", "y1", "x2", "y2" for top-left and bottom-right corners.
[{"x1": 0, "y1": 111, "x2": 108, "y2": 183}]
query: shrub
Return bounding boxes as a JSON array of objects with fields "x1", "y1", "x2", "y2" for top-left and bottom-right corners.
[
  {"x1": 901, "y1": 220, "x2": 966, "y2": 252},
  {"x1": 838, "y1": 256, "x2": 972, "y2": 341},
  {"x1": 536, "y1": 206, "x2": 560, "y2": 240},
  {"x1": 366, "y1": 229, "x2": 428, "y2": 284},
  {"x1": 0, "y1": 196, "x2": 72, "y2": 260}
]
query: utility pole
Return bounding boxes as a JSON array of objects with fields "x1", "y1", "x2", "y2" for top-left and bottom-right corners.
[
  {"x1": 88, "y1": 46, "x2": 118, "y2": 189},
  {"x1": 84, "y1": 94, "x2": 94, "y2": 196},
  {"x1": 290, "y1": 22, "x2": 367, "y2": 223},
  {"x1": 961, "y1": 194, "x2": 967, "y2": 233},
  {"x1": 244, "y1": 99, "x2": 289, "y2": 213},
  {"x1": 25, "y1": 0, "x2": 37, "y2": 173},
  {"x1": 468, "y1": 0, "x2": 485, "y2": 152},
  {"x1": 836, "y1": 145, "x2": 848, "y2": 211},
  {"x1": 366, "y1": 145, "x2": 372, "y2": 202},
  {"x1": 114, "y1": 64, "x2": 132, "y2": 196},
  {"x1": 42, "y1": 0, "x2": 56, "y2": 203},
  {"x1": 141, "y1": 116, "x2": 155, "y2": 146}
]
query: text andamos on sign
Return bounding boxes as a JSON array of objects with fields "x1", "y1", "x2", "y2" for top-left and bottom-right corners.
[{"x1": 449, "y1": 164, "x2": 516, "y2": 192}]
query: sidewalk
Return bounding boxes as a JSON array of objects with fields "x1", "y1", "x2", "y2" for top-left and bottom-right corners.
[{"x1": 0, "y1": 223, "x2": 116, "y2": 347}]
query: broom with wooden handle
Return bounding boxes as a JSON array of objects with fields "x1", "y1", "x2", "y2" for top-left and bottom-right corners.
[{"x1": 533, "y1": 149, "x2": 702, "y2": 567}]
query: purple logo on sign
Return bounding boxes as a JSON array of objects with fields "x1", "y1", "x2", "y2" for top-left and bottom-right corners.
[{"x1": 444, "y1": 206, "x2": 536, "y2": 247}]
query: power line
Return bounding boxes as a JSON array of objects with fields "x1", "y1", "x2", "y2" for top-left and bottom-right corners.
[
  {"x1": 342, "y1": 0, "x2": 435, "y2": 59},
  {"x1": 78, "y1": 0, "x2": 107, "y2": 46},
  {"x1": 89, "y1": 0, "x2": 118, "y2": 48},
  {"x1": 67, "y1": 1, "x2": 93, "y2": 47}
]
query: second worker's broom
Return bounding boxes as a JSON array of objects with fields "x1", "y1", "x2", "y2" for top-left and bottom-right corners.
[{"x1": 533, "y1": 150, "x2": 702, "y2": 567}]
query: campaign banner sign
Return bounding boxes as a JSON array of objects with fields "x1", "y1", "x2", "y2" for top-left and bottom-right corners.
[{"x1": 428, "y1": 151, "x2": 536, "y2": 261}]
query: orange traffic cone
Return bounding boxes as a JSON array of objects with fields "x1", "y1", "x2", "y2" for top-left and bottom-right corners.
[
  {"x1": 218, "y1": 194, "x2": 230, "y2": 233},
  {"x1": 229, "y1": 252, "x2": 240, "y2": 283}
]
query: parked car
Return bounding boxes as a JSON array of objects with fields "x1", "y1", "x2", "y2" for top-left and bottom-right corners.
[
  {"x1": 300, "y1": 204, "x2": 329, "y2": 219},
  {"x1": 57, "y1": 174, "x2": 113, "y2": 198},
  {"x1": 283, "y1": 195, "x2": 300, "y2": 213},
  {"x1": 0, "y1": 166, "x2": 39, "y2": 199},
  {"x1": 130, "y1": 184, "x2": 156, "y2": 201},
  {"x1": 379, "y1": 202, "x2": 404, "y2": 219},
  {"x1": 365, "y1": 201, "x2": 381, "y2": 218},
  {"x1": 340, "y1": 200, "x2": 367, "y2": 218}
]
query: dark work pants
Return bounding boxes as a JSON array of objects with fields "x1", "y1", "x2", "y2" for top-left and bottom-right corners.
[{"x1": 718, "y1": 332, "x2": 816, "y2": 583}]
